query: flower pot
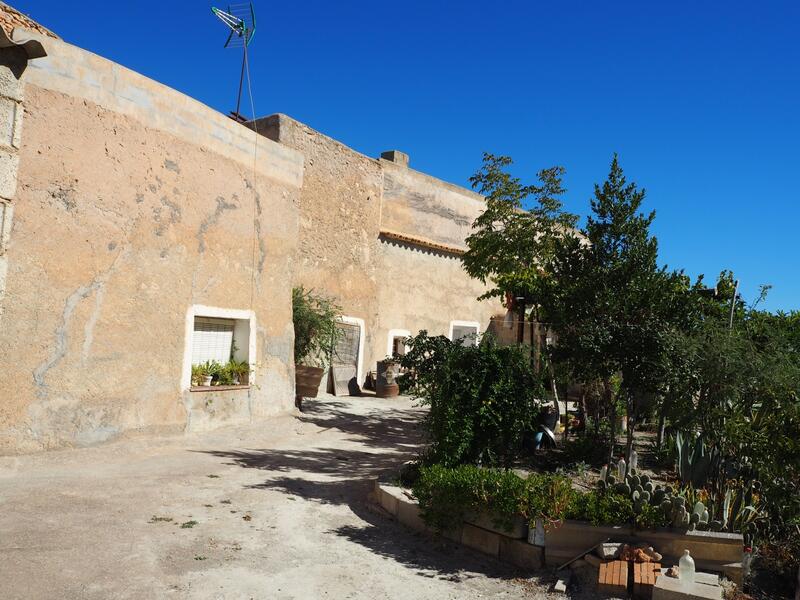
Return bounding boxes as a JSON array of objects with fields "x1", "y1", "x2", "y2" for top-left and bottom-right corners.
[
  {"x1": 202, "y1": 375, "x2": 213, "y2": 386},
  {"x1": 376, "y1": 360, "x2": 400, "y2": 398},
  {"x1": 295, "y1": 365, "x2": 325, "y2": 398}
]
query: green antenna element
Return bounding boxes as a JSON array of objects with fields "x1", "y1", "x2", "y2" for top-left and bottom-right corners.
[
  {"x1": 212, "y1": 4, "x2": 256, "y2": 47},
  {"x1": 211, "y1": 3, "x2": 257, "y2": 121}
]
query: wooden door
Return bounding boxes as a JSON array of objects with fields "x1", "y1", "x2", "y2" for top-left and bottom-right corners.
[{"x1": 330, "y1": 321, "x2": 361, "y2": 395}]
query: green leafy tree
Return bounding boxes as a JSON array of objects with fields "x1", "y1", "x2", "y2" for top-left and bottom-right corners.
[
  {"x1": 545, "y1": 154, "x2": 686, "y2": 466},
  {"x1": 463, "y1": 153, "x2": 578, "y2": 340}
]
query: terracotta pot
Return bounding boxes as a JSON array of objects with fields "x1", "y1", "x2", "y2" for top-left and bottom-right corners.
[
  {"x1": 295, "y1": 365, "x2": 325, "y2": 398},
  {"x1": 376, "y1": 360, "x2": 400, "y2": 398}
]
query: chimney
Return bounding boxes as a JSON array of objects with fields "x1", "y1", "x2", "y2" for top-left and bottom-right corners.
[{"x1": 380, "y1": 150, "x2": 409, "y2": 167}]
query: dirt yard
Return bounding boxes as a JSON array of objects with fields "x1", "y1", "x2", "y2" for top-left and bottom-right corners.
[{"x1": 0, "y1": 394, "x2": 576, "y2": 599}]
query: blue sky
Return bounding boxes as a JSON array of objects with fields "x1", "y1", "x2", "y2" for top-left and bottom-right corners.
[{"x1": 16, "y1": 1, "x2": 800, "y2": 312}]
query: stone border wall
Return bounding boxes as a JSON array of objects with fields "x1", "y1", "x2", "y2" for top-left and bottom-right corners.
[
  {"x1": 369, "y1": 480, "x2": 544, "y2": 571},
  {"x1": 369, "y1": 479, "x2": 743, "y2": 585}
]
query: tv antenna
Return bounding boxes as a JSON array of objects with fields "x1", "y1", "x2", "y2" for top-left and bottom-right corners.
[{"x1": 211, "y1": 3, "x2": 257, "y2": 122}]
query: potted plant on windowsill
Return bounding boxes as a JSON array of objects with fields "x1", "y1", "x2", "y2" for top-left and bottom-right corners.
[
  {"x1": 227, "y1": 359, "x2": 250, "y2": 386},
  {"x1": 293, "y1": 286, "x2": 342, "y2": 410}
]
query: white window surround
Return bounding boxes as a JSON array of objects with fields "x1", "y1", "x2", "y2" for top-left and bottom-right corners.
[
  {"x1": 181, "y1": 305, "x2": 257, "y2": 391},
  {"x1": 449, "y1": 320, "x2": 481, "y2": 340},
  {"x1": 386, "y1": 329, "x2": 411, "y2": 357},
  {"x1": 447, "y1": 321, "x2": 481, "y2": 344},
  {"x1": 338, "y1": 316, "x2": 365, "y2": 385}
]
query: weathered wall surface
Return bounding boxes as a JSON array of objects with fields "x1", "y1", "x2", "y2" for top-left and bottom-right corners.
[
  {"x1": 0, "y1": 35, "x2": 303, "y2": 453},
  {"x1": 252, "y1": 114, "x2": 384, "y2": 382},
  {"x1": 375, "y1": 164, "x2": 501, "y2": 362},
  {"x1": 380, "y1": 160, "x2": 485, "y2": 251},
  {"x1": 254, "y1": 114, "x2": 503, "y2": 384}
]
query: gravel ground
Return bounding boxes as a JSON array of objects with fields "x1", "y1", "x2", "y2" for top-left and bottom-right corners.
[{"x1": 0, "y1": 394, "x2": 607, "y2": 599}]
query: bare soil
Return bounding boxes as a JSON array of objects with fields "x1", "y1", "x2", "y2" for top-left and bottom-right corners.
[{"x1": 0, "y1": 394, "x2": 597, "y2": 599}]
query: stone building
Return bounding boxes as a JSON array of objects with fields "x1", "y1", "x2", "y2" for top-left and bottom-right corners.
[{"x1": 0, "y1": 9, "x2": 502, "y2": 454}]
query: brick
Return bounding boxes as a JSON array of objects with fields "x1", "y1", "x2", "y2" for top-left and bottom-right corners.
[
  {"x1": 0, "y1": 63, "x2": 24, "y2": 102},
  {"x1": 461, "y1": 523, "x2": 500, "y2": 557},
  {"x1": 633, "y1": 562, "x2": 661, "y2": 599},
  {"x1": 652, "y1": 574, "x2": 722, "y2": 600},
  {"x1": 598, "y1": 560, "x2": 628, "y2": 596},
  {"x1": 0, "y1": 96, "x2": 18, "y2": 149},
  {"x1": 498, "y1": 537, "x2": 543, "y2": 570},
  {"x1": 0, "y1": 150, "x2": 19, "y2": 200}
]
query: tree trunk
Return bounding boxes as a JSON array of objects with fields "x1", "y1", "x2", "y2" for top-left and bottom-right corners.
[
  {"x1": 656, "y1": 401, "x2": 667, "y2": 451},
  {"x1": 625, "y1": 391, "x2": 635, "y2": 477},
  {"x1": 517, "y1": 300, "x2": 526, "y2": 346},
  {"x1": 604, "y1": 379, "x2": 616, "y2": 466},
  {"x1": 593, "y1": 386, "x2": 600, "y2": 437},
  {"x1": 579, "y1": 390, "x2": 587, "y2": 430}
]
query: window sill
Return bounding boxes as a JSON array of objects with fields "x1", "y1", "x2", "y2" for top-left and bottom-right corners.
[{"x1": 190, "y1": 385, "x2": 250, "y2": 392}]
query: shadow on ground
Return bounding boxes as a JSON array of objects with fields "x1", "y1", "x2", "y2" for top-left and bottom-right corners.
[{"x1": 196, "y1": 397, "x2": 548, "y2": 586}]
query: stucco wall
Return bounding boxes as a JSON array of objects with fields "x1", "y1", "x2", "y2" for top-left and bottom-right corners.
[
  {"x1": 0, "y1": 36, "x2": 303, "y2": 453},
  {"x1": 251, "y1": 113, "x2": 385, "y2": 383},
  {"x1": 380, "y1": 160, "x2": 485, "y2": 251},
  {"x1": 254, "y1": 114, "x2": 502, "y2": 384}
]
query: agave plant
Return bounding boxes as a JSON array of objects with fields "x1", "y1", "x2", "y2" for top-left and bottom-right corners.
[{"x1": 675, "y1": 430, "x2": 719, "y2": 489}]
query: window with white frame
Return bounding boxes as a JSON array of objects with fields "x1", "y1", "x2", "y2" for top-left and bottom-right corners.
[
  {"x1": 450, "y1": 321, "x2": 480, "y2": 347},
  {"x1": 183, "y1": 306, "x2": 255, "y2": 390}
]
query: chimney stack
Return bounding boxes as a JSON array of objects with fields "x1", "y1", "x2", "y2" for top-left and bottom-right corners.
[{"x1": 380, "y1": 150, "x2": 409, "y2": 167}]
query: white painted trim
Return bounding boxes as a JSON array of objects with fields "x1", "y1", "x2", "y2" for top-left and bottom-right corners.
[
  {"x1": 338, "y1": 316, "x2": 366, "y2": 385},
  {"x1": 448, "y1": 320, "x2": 481, "y2": 340},
  {"x1": 386, "y1": 329, "x2": 411, "y2": 357},
  {"x1": 181, "y1": 304, "x2": 257, "y2": 391}
]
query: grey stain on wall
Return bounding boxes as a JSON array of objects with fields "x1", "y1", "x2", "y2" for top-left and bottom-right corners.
[{"x1": 196, "y1": 196, "x2": 238, "y2": 253}]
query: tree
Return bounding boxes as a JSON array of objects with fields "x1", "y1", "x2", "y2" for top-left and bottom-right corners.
[
  {"x1": 544, "y1": 154, "x2": 685, "y2": 466},
  {"x1": 463, "y1": 153, "x2": 578, "y2": 345}
]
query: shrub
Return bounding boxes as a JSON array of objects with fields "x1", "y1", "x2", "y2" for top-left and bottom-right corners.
[
  {"x1": 399, "y1": 331, "x2": 544, "y2": 467},
  {"x1": 566, "y1": 489, "x2": 635, "y2": 527},
  {"x1": 412, "y1": 464, "x2": 577, "y2": 532},
  {"x1": 292, "y1": 286, "x2": 342, "y2": 367}
]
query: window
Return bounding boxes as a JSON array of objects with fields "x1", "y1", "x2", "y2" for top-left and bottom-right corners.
[
  {"x1": 192, "y1": 317, "x2": 235, "y2": 364},
  {"x1": 449, "y1": 320, "x2": 480, "y2": 347},
  {"x1": 392, "y1": 336, "x2": 407, "y2": 357},
  {"x1": 181, "y1": 305, "x2": 256, "y2": 391},
  {"x1": 386, "y1": 329, "x2": 411, "y2": 358}
]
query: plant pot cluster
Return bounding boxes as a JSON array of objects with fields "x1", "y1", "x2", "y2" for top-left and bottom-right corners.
[{"x1": 191, "y1": 359, "x2": 250, "y2": 388}]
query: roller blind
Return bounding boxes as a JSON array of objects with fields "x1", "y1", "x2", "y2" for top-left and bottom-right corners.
[
  {"x1": 452, "y1": 325, "x2": 478, "y2": 347},
  {"x1": 192, "y1": 317, "x2": 235, "y2": 364}
]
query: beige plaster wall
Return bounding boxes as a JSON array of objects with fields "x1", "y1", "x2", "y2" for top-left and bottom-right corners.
[
  {"x1": 0, "y1": 36, "x2": 303, "y2": 454},
  {"x1": 254, "y1": 114, "x2": 502, "y2": 384},
  {"x1": 251, "y1": 114, "x2": 384, "y2": 381},
  {"x1": 380, "y1": 159, "x2": 486, "y2": 251}
]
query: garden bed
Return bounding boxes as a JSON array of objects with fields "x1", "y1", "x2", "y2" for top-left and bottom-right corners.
[{"x1": 369, "y1": 478, "x2": 743, "y2": 585}]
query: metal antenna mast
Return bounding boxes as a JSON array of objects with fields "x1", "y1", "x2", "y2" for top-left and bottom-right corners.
[{"x1": 211, "y1": 3, "x2": 257, "y2": 122}]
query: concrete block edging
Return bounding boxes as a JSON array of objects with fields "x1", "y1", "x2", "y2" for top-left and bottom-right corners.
[
  {"x1": 370, "y1": 479, "x2": 743, "y2": 584},
  {"x1": 371, "y1": 479, "x2": 544, "y2": 571}
]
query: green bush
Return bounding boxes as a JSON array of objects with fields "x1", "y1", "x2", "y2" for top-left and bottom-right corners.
[
  {"x1": 399, "y1": 331, "x2": 544, "y2": 467},
  {"x1": 292, "y1": 286, "x2": 342, "y2": 367},
  {"x1": 412, "y1": 464, "x2": 577, "y2": 532}
]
